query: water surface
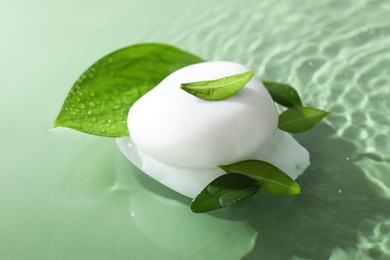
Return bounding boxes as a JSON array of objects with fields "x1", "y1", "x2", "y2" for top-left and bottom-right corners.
[{"x1": 1, "y1": 0, "x2": 389, "y2": 259}]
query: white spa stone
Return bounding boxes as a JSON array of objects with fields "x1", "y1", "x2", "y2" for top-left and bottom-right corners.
[
  {"x1": 117, "y1": 61, "x2": 310, "y2": 198},
  {"x1": 127, "y1": 61, "x2": 278, "y2": 168}
]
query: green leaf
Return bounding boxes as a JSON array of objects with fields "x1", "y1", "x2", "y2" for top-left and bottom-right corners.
[
  {"x1": 219, "y1": 160, "x2": 300, "y2": 195},
  {"x1": 191, "y1": 173, "x2": 259, "y2": 213},
  {"x1": 263, "y1": 81, "x2": 303, "y2": 107},
  {"x1": 180, "y1": 71, "x2": 254, "y2": 101},
  {"x1": 53, "y1": 43, "x2": 204, "y2": 137},
  {"x1": 278, "y1": 106, "x2": 330, "y2": 133}
]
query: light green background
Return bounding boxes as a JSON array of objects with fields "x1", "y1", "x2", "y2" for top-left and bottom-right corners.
[{"x1": 1, "y1": 0, "x2": 389, "y2": 259}]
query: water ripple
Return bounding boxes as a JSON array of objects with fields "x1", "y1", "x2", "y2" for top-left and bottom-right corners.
[
  {"x1": 146, "y1": 0, "x2": 390, "y2": 258},
  {"x1": 82, "y1": 0, "x2": 390, "y2": 258}
]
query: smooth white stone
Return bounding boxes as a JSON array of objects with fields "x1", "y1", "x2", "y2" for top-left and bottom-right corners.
[{"x1": 127, "y1": 61, "x2": 278, "y2": 168}]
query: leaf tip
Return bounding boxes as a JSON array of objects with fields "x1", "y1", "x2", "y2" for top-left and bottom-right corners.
[
  {"x1": 246, "y1": 70, "x2": 254, "y2": 78},
  {"x1": 317, "y1": 109, "x2": 331, "y2": 121},
  {"x1": 217, "y1": 164, "x2": 228, "y2": 172},
  {"x1": 190, "y1": 198, "x2": 206, "y2": 213},
  {"x1": 290, "y1": 182, "x2": 301, "y2": 195},
  {"x1": 180, "y1": 83, "x2": 191, "y2": 94},
  {"x1": 190, "y1": 204, "x2": 201, "y2": 213},
  {"x1": 51, "y1": 118, "x2": 60, "y2": 129}
]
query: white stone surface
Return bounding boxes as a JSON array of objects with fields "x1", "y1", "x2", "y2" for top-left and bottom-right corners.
[{"x1": 127, "y1": 61, "x2": 278, "y2": 168}]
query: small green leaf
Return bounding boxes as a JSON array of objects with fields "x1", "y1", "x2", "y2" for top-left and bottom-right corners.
[
  {"x1": 263, "y1": 81, "x2": 303, "y2": 107},
  {"x1": 278, "y1": 106, "x2": 330, "y2": 133},
  {"x1": 180, "y1": 71, "x2": 254, "y2": 101},
  {"x1": 219, "y1": 160, "x2": 300, "y2": 195},
  {"x1": 191, "y1": 173, "x2": 259, "y2": 213},
  {"x1": 53, "y1": 43, "x2": 203, "y2": 137}
]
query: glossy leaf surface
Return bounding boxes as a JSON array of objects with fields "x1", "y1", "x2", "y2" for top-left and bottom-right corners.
[
  {"x1": 278, "y1": 106, "x2": 330, "y2": 133},
  {"x1": 191, "y1": 173, "x2": 259, "y2": 213},
  {"x1": 53, "y1": 43, "x2": 203, "y2": 137},
  {"x1": 263, "y1": 81, "x2": 302, "y2": 107},
  {"x1": 181, "y1": 71, "x2": 254, "y2": 101},
  {"x1": 219, "y1": 160, "x2": 301, "y2": 195}
]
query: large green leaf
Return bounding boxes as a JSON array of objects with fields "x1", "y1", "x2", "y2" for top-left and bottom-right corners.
[
  {"x1": 191, "y1": 173, "x2": 259, "y2": 213},
  {"x1": 180, "y1": 71, "x2": 254, "y2": 100},
  {"x1": 263, "y1": 81, "x2": 303, "y2": 107},
  {"x1": 53, "y1": 43, "x2": 204, "y2": 137},
  {"x1": 278, "y1": 106, "x2": 330, "y2": 133},
  {"x1": 219, "y1": 160, "x2": 301, "y2": 195}
]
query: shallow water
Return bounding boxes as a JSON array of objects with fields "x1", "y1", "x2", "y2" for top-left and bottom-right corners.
[{"x1": 1, "y1": 0, "x2": 389, "y2": 259}]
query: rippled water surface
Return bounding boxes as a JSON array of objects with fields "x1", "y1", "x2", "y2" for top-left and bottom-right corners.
[{"x1": 1, "y1": 0, "x2": 389, "y2": 259}]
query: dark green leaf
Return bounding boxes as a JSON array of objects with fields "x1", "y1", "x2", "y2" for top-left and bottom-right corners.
[
  {"x1": 219, "y1": 160, "x2": 300, "y2": 195},
  {"x1": 263, "y1": 81, "x2": 303, "y2": 107},
  {"x1": 191, "y1": 173, "x2": 259, "y2": 213},
  {"x1": 278, "y1": 106, "x2": 330, "y2": 133},
  {"x1": 53, "y1": 43, "x2": 204, "y2": 137},
  {"x1": 180, "y1": 71, "x2": 254, "y2": 101}
]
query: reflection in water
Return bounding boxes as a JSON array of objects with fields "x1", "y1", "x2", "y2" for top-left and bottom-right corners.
[
  {"x1": 112, "y1": 153, "x2": 257, "y2": 259},
  {"x1": 52, "y1": 0, "x2": 390, "y2": 258},
  {"x1": 242, "y1": 124, "x2": 390, "y2": 259},
  {"x1": 107, "y1": 122, "x2": 390, "y2": 259},
  {"x1": 128, "y1": 193, "x2": 257, "y2": 258}
]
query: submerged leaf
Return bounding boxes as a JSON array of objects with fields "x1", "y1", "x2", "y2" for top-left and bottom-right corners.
[
  {"x1": 219, "y1": 160, "x2": 300, "y2": 195},
  {"x1": 181, "y1": 71, "x2": 254, "y2": 101},
  {"x1": 278, "y1": 106, "x2": 330, "y2": 133},
  {"x1": 191, "y1": 173, "x2": 259, "y2": 213},
  {"x1": 53, "y1": 43, "x2": 203, "y2": 137},
  {"x1": 263, "y1": 81, "x2": 302, "y2": 107}
]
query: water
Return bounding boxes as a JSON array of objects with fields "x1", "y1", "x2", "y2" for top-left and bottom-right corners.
[{"x1": 1, "y1": 0, "x2": 389, "y2": 259}]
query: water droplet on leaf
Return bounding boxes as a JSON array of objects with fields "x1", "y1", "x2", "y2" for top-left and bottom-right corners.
[{"x1": 207, "y1": 185, "x2": 221, "y2": 194}]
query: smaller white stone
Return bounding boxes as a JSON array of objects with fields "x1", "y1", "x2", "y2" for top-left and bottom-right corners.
[{"x1": 116, "y1": 130, "x2": 310, "y2": 198}]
